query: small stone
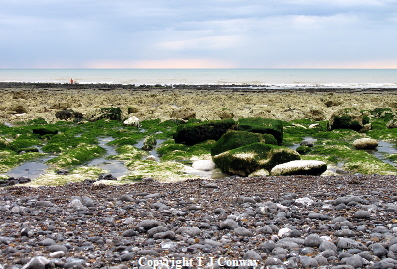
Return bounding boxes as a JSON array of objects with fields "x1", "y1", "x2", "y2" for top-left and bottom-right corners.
[
  {"x1": 243, "y1": 250, "x2": 262, "y2": 260},
  {"x1": 304, "y1": 234, "x2": 323, "y2": 247},
  {"x1": 234, "y1": 227, "x2": 253, "y2": 237},
  {"x1": 136, "y1": 219, "x2": 162, "y2": 230},
  {"x1": 355, "y1": 210, "x2": 371, "y2": 219},
  {"x1": 49, "y1": 251, "x2": 65, "y2": 258},
  {"x1": 48, "y1": 244, "x2": 68, "y2": 253},
  {"x1": 21, "y1": 256, "x2": 50, "y2": 269},
  {"x1": 345, "y1": 254, "x2": 364, "y2": 268},
  {"x1": 175, "y1": 227, "x2": 201, "y2": 237},
  {"x1": 40, "y1": 238, "x2": 56, "y2": 246},
  {"x1": 122, "y1": 229, "x2": 138, "y2": 237},
  {"x1": 299, "y1": 256, "x2": 318, "y2": 268},
  {"x1": 220, "y1": 219, "x2": 239, "y2": 229},
  {"x1": 120, "y1": 253, "x2": 134, "y2": 261},
  {"x1": 319, "y1": 240, "x2": 337, "y2": 252}
]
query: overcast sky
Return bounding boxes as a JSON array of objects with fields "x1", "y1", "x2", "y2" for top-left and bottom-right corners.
[{"x1": 1, "y1": 0, "x2": 397, "y2": 69}]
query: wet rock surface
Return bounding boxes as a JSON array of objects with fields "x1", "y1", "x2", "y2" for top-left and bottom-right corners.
[{"x1": 1, "y1": 175, "x2": 397, "y2": 268}]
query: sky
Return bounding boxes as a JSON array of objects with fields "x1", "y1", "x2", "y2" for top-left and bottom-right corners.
[{"x1": 1, "y1": 0, "x2": 397, "y2": 69}]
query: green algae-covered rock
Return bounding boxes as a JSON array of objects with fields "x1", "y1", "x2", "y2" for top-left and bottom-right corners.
[
  {"x1": 237, "y1": 118, "x2": 283, "y2": 145},
  {"x1": 32, "y1": 127, "x2": 58, "y2": 136},
  {"x1": 99, "y1": 107, "x2": 122, "y2": 121},
  {"x1": 211, "y1": 131, "x2": 277, "y2": 156},
  {"x1": 327, "y1": 108, "x2": 370, "y2": 132},
  {"x1": 173, "y1": 119, "x2": 235, "y2": 145},
  {"x1": 212, "y1": 143, "x2": 300, "y2": 176}
]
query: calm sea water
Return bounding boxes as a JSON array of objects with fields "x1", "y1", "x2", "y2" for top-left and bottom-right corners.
[{"x1": 1, "y1": 69, "x2": 397, "y2": 88}]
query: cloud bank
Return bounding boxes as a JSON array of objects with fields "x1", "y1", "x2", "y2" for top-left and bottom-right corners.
[{"x1": 1, "y1": 0, "x2": 397, "y2": 68}]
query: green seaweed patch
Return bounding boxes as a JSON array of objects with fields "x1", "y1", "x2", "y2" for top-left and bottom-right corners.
[
  {"x1": 108, "y1": 145, "x2": 148, "y2": 161},
  {"x1": 282, "y1": 120, "x2": 327, "y2": 145},
  {"x1": 42, "y1": 133, "x2": 98, "y2": 153},
  {"x1": 140, "y1": 119, "x2": 181, "y2": 138},
  {"x1": 313, "y1": 129, "x2": 365, "y2": 141},
  {"x1": 46, "y1": 144, "x2": 106, "y2": 168},
  {"x1": 157, "y1": 139, "x2": 215, "y2": 161},
  {"x1": 368, "y1": 122, "x2": 397, "y2": 141},
  {"x1": 309, "y1": 143, "x2": 397, "y2": 175},
  {"x1": 122, "y1": 160, "x2": 191, "y2": 182},
  {"x1": 0, "y1": 151, "x2": 44, "y2": 173},
  {"x1": 31, "y1": 166, "x2": 106, "y2": 186},
  {"x1": 386, "y1": 154, "x2": 397, "y2": 163}
]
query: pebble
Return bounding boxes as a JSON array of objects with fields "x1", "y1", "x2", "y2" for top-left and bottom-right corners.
[{"x1": 1, "y1": 175, "x2": 397, "y2": 268}]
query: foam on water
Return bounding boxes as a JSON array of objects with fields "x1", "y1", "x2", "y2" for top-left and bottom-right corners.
[{"x1": 1, "y1": 69, "x2": 397, "y2": 88}]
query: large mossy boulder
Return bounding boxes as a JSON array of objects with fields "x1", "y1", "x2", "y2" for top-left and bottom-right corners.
[
  {"x1": 173, "y1": 119, "x2": 236, "y2": 145},
  {"x1": 99, "y1": 107, "x2": 122, "y2": 121},
  {"x1": 32, "y1": 127, "x2": 58, "y2": 136},
  {"x1": 327, "y1": 108, "x2": 370, "y2": 132},
  {"x1": 237, "y1": 118, "x2": 283, "y2": 145},
  {"x1": 211, "y1": 131, "x2": 278, "y2": 156},
  {"x1": 212, "y1": 143, "x2": 300, "y2": 176}
]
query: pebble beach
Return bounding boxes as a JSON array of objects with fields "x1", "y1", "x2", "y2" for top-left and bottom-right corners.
[
  {"x1": 2, "y1": 175, "x2": 397, "y2": 268},
  {"x1": 2, "y1": 84, "x2": 397, "y2": 268}
]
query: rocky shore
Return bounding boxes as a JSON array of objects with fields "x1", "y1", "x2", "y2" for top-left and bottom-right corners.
[
  {"x1": 1, "y1": 83, "x2": 397, "y2": 124},
  {"x1": 2, "y1": 175, "x2": 397, "y2": 268},
  {"x1": 2, "y1": 84, "x2": 397, "y2": 268}
]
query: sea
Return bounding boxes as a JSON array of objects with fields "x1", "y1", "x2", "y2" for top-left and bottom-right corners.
[{"x1": 1, "y1": 69, "x2": 397, "y2": 89}]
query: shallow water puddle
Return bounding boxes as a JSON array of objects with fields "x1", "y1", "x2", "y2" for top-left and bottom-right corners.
[
  {"x1": 85, "y1": 137, "x2": 130, "y2": 178},
  {"x1": 134, "y1": 138, "x2": 165, "y2": 161},
  {"x1": 6, "y1": 154, "x2": 55, "y2": 179},
  {"x1": 366, "y1": 140, "x2": 397, "y2": 167}
]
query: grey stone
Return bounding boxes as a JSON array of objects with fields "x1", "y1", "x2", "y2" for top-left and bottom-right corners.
[
  {"x1": 332, "y1": 216, "x2": 347, "y2": 223},
  {"x1": 175, "y1": 227, "x2": 201, "y2": 236},
  {"x1": 304, "y1": 234, "x2": 323, "y2": 247},
  {"x1": 264, "y1": 257, "x2": 283, "y2": 265},
  {"x1": 81, "y1": 196, "x2": 95, "y2": 207},
  {"x1": 147, "y1": 226, "x2": 168, "y2": 237},
  {"x1": 259, "y1": 240, "x2": 276, "y2": 252},
  {"x1": 120, "y1": 253, "x2": 134, "y2": 261},
  {"x1": 48, "y1": 244, "x2": 68, "y2": 253},
  {"x1": 21, "y1": 256, "x2": 51, "y2": 269},
  {"x1": 153, "y1": 231, "x2": 175, "y2": 240},
  {"x1": 243, "y1": 250, "x2": 262, "y2": 260},
  {"x1": 122, "y1": 229, "x2": 138, "y2": 237},
  {"x1": 308, "y1": 212, "x2": 330, "y2": 220},
  {"x1": 119, "y1": 195, "x2": 134, "y2": 202},
  {"x1": 371, "y1": 243, "x2": 387, "y2": 257},
  {"x1": 354, "y1": 210, "x2": 370, "y2": 219},
  {"x1": 35, "y1": 201, "x2": 54, "y2": 207},
  {"x1": 220, "y1": 219, "x2": 239, "y2": 229},
  {"x1": 136, "y1": 219, "x2": 162, "y2": 230},
  {"x1": 321, "y1": 249, "x2": 337, "y2": 258},
  {"x1": 234, "y1": 227, "x2": 253, "y2": 236},
  {"x1": 344, "y1": 254, "x2": 364, "y2": 268},
  {"x1": 299, "y1": 256, "x2": 318, "y2": 268},
  {"x1": 319, "y1": 240, "x2": 338, "y2": 252},
  {"x1": 337, "y1": 238, "x2": 367, "y2": 250},
  {"x1": 40, "y1": 238, "x2": 56, "y2": 246}
]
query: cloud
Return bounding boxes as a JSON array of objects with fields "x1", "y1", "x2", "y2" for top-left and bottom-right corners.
[
  {"x1": 85, "y1": 58, "x2": 237, "y2": 69},
  {"x1": 1, "y1": 0, "x2": 397, "y2": 68},
  {"x1": 155, "y1": 35, "x2": 242, "y2": 51}
]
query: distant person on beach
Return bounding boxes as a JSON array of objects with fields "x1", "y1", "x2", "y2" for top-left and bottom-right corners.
[{"x1": 70, "y1": 78, "x2": 74, "y2": 84}]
